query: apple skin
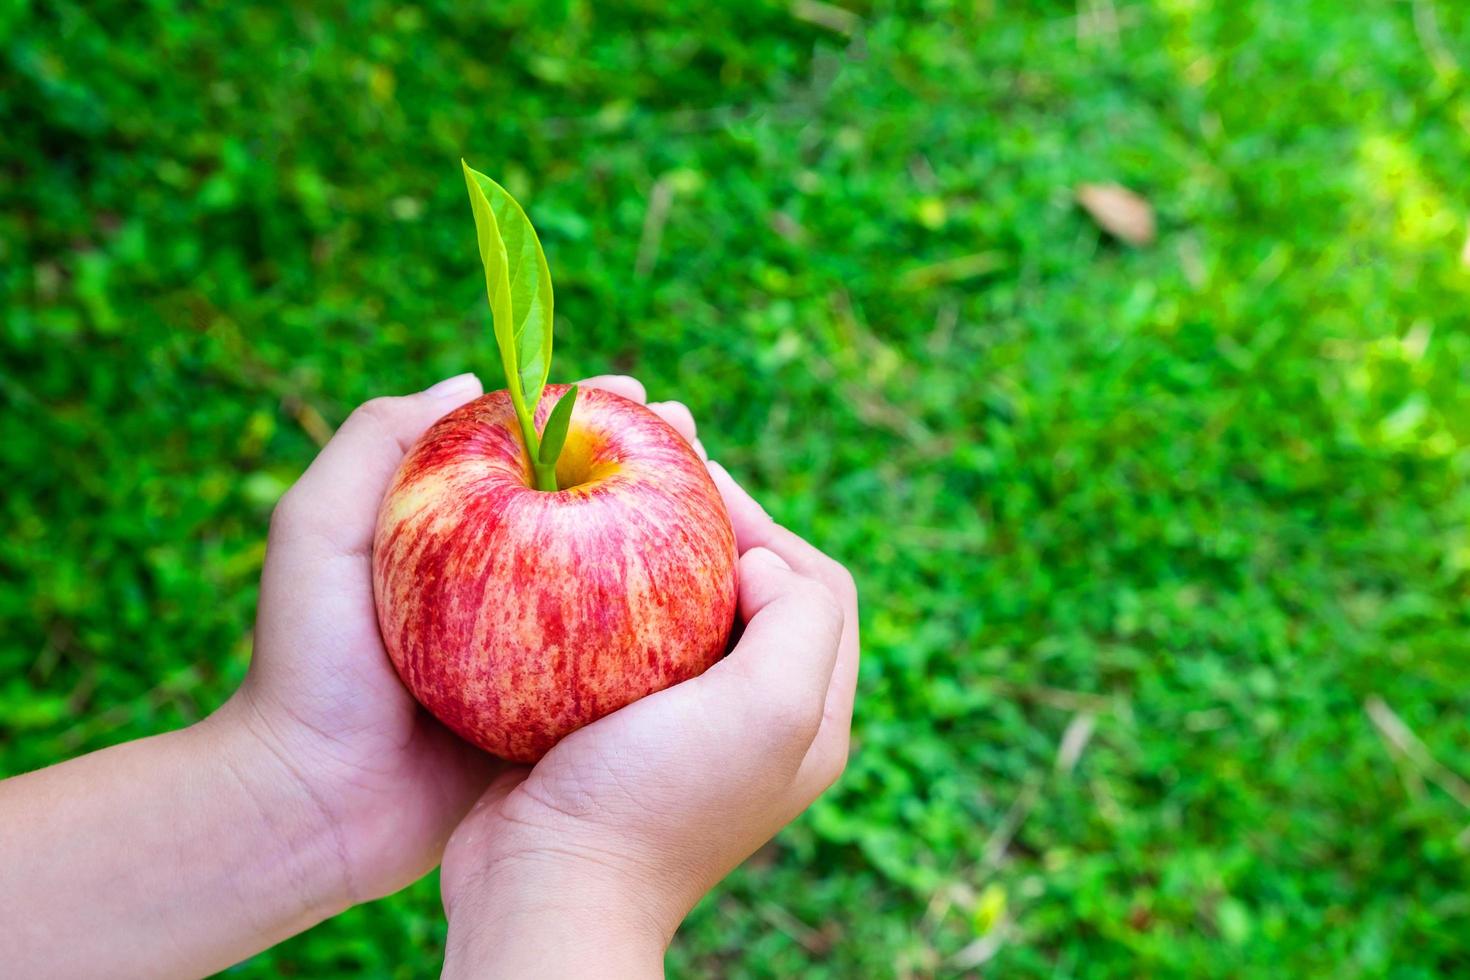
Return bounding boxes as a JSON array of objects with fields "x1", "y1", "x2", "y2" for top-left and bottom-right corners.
[{"x1": 372, "y1": 383, "x2": 739, "y2": 763}]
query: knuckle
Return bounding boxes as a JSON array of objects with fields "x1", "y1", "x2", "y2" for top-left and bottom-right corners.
[
  {"x1": 821, "y1": 555, "x2": 857, "y2": 603},
  {"x1": 348, "y1": 396, "x2": 399, "y2": 431},
  {"x1": 818, "y1": 732, "x2": 851, "y2": 788},
  {"x1": 800, "y1": 579, "x2": 845, "y2": 640},
  {"x1": 268, "y1": 485, "x2": 307, "y2": 540}
]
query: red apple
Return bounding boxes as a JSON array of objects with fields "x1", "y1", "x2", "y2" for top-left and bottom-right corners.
[{"x1": 372, "y1": 383, "x2": 739, "y2": 762}]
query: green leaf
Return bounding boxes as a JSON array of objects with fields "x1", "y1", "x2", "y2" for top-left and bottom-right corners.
[
  {"x1": 537, "y1": 385, "x2": 578, "y2": 468},
  {"x1": 461, "y1": 160, "x2": 554, "y2": 411}
]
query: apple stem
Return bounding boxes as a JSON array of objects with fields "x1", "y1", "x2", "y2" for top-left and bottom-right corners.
[
  {"x1": 531, "y1": 457, "x2": 559, "y2": 492},
  {"x1": 514, "y1": 413, "x2": 559, "y2": 492},
  {"x1": 499, "y1": 381, "x2": 554, "y2": 492}
]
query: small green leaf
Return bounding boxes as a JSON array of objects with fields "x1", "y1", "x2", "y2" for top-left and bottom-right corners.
[
  {"x1": 463, "y1": 163, "x2": 515, "y2": 398},
  {"x1": 537, "y1": 385, "x2": 579, "y2": 468},
  {"x1": 461, "y1": 160, "x2": 554, "y2": 411}
]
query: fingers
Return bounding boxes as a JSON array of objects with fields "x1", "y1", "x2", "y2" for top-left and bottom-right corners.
[
  {"x1": 577, "y1": 375, "x2": 705, "y2": 458},
  {"x1": 697, "y1": 547, "x2": 845, "y2": 764},
  {"x1": 704, "y1": 460, "x2": 775, "y2": 551},
  {"x1": 647, "y1": 401, "x2": 694, "y2": 437},
  {"x1": 578, "y1": 374, "x2": 646, "y2": 404},
  {"x1": 647, "y1": 401, "x2": 706, "y2": 459},
  {"x1": 269, "y1": 373, "x2": 484, "y2": 557},
  {"x1": 706, "y1": 462, "x2": 856, "y2": 640},
  {"x1": 704, "y1": 461, "x2": 860, "y2": 793}
]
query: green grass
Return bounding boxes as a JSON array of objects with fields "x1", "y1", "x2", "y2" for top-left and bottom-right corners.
[{"x1": 5, "y1": 0, "x2": 1470, "y2": 975}]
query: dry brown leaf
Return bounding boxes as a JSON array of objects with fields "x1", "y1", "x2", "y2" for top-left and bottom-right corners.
[{"x1": 1076, "y1": 182, "x2": 1156, "y2": 246}]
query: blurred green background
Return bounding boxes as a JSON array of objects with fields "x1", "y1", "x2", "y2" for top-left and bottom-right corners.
[{"x1": 5, "y1": 0, "x2": 1470, "y2": 975}]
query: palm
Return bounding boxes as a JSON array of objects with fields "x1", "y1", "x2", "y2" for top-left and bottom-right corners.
[
  {"x1": 263, "y1": 546, "x2": 497, "y2": 820},
  {"x1": 440, "y1": 678, "x2": 730, "y2": 910},
  {"x1": 520, "y1": 680, "x2": 721, "y2": 818},
  {"x1": 243, "y1": 378, "x2": 502, "y2": 900}
]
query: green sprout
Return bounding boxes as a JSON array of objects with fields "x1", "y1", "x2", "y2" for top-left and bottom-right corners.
[{"x1": 462, "y1": 160, "x2": 577, "y2": 491}]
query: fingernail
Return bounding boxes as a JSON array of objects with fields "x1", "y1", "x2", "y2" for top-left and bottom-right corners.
[
  {"x1": 745, "y1": 546, "x2": 790, "y2": 570},
  {"x1": 423, "y1": 373, "x2": 481, "y2": 400}
]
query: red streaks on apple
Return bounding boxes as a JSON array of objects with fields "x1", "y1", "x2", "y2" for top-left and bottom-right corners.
[{"x1": 372, "y1": 385, "x2": 739, "y2": 763}]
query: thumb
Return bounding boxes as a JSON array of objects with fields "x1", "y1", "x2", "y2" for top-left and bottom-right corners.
[{"x1": 268, "y1": 374, "x2": 484, "y2": 557}]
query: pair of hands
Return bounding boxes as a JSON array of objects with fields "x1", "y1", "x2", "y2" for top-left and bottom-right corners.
[{"x1": 227, "y1": 373, "x2": 859, "y2": 972}]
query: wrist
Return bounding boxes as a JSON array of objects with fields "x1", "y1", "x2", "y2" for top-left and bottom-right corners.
[
  {"x1": 443, "y1": 855, "x2": 673, "y2": 979},
  {"x1": 197, "y1": 696, "x2": 358, "y2": 918}
]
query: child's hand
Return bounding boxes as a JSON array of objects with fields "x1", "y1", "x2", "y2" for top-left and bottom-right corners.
[
  {"x1": 224, "y1": 372, "x2": 686, "y2": 904},
  {"x1": 4, "y1": 373, "x2": 740, "y2": 980},
  {"x1": 437, "y1": 396, "x2": 860, "y2": 978},
  {"x1": 219, "y1": 373, "x2": 504, "y2": 903}
]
